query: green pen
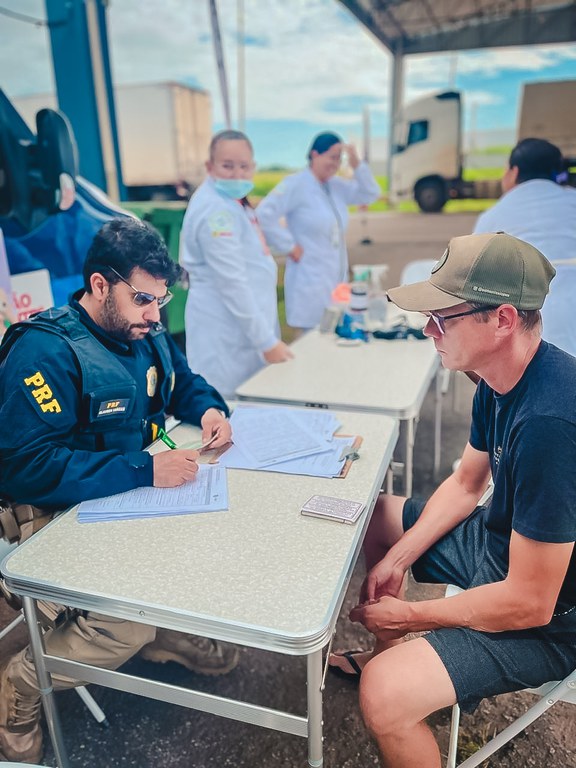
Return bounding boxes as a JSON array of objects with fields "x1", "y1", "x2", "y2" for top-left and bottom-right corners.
[{"x1": 158, "y1": 427, "x2": 178, "y2": 450}]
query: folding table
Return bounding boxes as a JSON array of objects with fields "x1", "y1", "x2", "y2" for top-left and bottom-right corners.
[
  {"x1": 2, "y1": 409, "x2": 398, "y2": 768},
  {"x1": 236, "y1": 329, "x2": 442, "y2": 496}
]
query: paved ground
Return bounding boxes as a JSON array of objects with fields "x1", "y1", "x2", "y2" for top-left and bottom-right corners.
[{"x1": 2, "y1": 211, "x2": 573, "y2": 767}]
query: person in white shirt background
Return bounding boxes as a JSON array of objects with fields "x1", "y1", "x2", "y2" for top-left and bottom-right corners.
[
  {"x1": 180, "y1": 130, "x2": 292, "y2": 397},
  {"x1": 257, "y1": 132, "x2": 381, "y2": 333},
  {"x1": 473, "y1": 138, "x2": 576, "y2": 356}
]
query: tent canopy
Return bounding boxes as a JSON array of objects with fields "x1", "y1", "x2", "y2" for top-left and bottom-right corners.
[{"x1": 339, "y1": 1, "x2": 576, "y2": 55}]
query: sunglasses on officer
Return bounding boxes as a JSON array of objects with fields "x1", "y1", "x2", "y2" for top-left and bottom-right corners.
[
  {"x1": 423, "y1": 306, "x2": 494, "y2": 335},
  {"x1": 107, "y1": 266, "x2": 173, "y2": 309}
]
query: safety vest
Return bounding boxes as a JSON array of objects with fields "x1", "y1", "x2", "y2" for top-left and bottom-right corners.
[{"x1": 0, "y1": 306, "x2": 174, "y2": 452}]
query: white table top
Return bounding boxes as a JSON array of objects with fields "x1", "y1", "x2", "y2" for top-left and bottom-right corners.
[
  {"x1": 236, "y1": 329, "x2": 440, "y2": 419},
  {"x1": 2, "y1": 410, "x2": 398, "y2": 655}
]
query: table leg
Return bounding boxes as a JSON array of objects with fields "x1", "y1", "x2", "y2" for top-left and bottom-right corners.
[
  {"x1": 22, "y1": 596, "x2": 71, "y2": 768},
  {"x1": 307, "y1": 650, "x2": 323, "y2": 767}
]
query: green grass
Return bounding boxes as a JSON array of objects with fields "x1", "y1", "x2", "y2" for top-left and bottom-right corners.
[{"x1": 252, "y1": 170, "x2": 499, "y2": 214}]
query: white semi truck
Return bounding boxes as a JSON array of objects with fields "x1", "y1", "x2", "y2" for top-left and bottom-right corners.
[
  {"x1": 390, "y1": 80, "x2": 576, "y2": 213},
  {"x1": 13, "y1": 81, "x2": 211, "y2": 201}
]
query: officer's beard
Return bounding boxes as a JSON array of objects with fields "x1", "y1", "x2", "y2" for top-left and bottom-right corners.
[{"x1": 100, "y1": 291, "x2": 154, "y2": 342}]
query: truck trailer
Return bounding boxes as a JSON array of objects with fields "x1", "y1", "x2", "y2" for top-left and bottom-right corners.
[
  {"x1": 13, "y1": 81, "x2": 211, "y2": 202},
  {"x1": 390, "y1": 80, "x2": 576, "y2": 213}
]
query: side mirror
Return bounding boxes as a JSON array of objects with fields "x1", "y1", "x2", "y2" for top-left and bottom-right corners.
[
  {"x1": 36, "y1": 108, "x2": 78, "y2": 212},
  {"x1": 0, "y1": 91, "x2": 32, "y2": 230}
]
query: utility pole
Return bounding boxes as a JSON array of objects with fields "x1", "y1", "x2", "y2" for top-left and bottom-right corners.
[
  {"x1": 237, "y1": 0, "x2": 245, "y2": 131},
  {"x1": 207, "y1": 0, "x2": 232, "y2": 128}
]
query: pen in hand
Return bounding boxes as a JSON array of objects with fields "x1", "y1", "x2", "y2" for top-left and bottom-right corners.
[
  {"x1": 157, "y1": 428, "x2": 219, "y2": 451},
  {"x1": 158, "y1": 428, "x2": 178, "y2": 450}
]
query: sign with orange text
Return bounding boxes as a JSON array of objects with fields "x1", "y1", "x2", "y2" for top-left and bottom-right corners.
[{"x1": 10, "y1": 270, "x2": 54, "y2": 322}]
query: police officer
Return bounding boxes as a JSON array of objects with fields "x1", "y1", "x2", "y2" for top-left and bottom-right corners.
[{"x1": 0, "y1": 217, "x2": 238, "y2": 764}]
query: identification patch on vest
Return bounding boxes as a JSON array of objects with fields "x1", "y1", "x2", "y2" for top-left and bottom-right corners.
[
  {"x1": 23, "y1": 371, "x2": 62, "y2": 414},
  {"x1": 97, "y1": 398, "x2": 131, "y2": 417}
]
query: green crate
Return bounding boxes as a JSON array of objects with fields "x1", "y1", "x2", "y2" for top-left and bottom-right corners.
[{"x1": 124, "y1": 203, "x2": 188, "y2": 336}]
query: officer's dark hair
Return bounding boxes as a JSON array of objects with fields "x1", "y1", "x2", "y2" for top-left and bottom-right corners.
[
  {"x1": 509, "y1": 138, "x2": 564, "y2": 184},
  {"x1": 209, "y1": 129, "x2": 253, "y2": 162},
  {"x1": 83, "y1": 217, "x2": 182, "y2": 292}
]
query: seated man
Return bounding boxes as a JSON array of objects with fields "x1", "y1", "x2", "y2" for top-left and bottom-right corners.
[
  {"x1": 0, "y1": 217, "x2": 238, "y2": 763},
  {"x1": 330, "y1": 233, "x2": 576, "y2": 768}
]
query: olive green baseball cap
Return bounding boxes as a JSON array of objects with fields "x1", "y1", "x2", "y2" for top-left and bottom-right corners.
[{"x1": 387, "y1": 232, "x2": 556, "y2": 312}]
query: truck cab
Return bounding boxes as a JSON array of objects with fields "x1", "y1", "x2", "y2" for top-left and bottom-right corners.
[{"x1": 390, "y1": 90, "x2": 463, "y2": 212}]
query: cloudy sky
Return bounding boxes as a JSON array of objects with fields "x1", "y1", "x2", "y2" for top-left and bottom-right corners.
[{"x1": 1, "y1": 0, "x2": 576, "y2": 168}]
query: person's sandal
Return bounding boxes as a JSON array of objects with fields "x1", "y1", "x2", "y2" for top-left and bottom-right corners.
[{"x1": 328, "y1": 649, "x2": 364, "y2": 680}]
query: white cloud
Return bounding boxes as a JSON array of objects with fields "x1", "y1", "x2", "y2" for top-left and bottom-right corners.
[
  {"x1": 1, "y1": 0, "x2": 575, "y2": 132},
  {"x1": 107, "y1": 0, "x2": 392, "y2": 125}
]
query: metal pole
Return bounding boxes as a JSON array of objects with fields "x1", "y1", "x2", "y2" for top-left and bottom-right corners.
[
  {"x1": 237, "y1": 0, "x2": 245, "y2": 131},
  {"x1": 362, "y1": 104, "x2": 370, "y2": 162},
  {"x1": 208, "y1": 0, "x2": 232, "y2": 128},
  {"x1": 387, "y1": 45, "x2": 404, "y2": 202},
  {"x1": 22, "y1": 597, "x2": 71, "y2": 768},
  {"x1": 85, "y1": 0, "x2": 120, "y2": 200}
]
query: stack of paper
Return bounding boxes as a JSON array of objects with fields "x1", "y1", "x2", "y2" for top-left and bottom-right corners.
[
  {"x1": 78, "y1": 464, "x2": 228, "y2": 523},
  {"x1": 219, "y1": 406, "x2": 354, "y2": 477}
]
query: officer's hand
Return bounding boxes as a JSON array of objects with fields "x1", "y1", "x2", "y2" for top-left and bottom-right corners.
[
  {"x1": 153, "y1": 449, "x2": 199, "y2": 487},
  {"x1": 263, "y1": 341, "x2": 294, "y2": 364},
  {"x1": 200, "y1": 407, "x2": 232, "y2": 447}
]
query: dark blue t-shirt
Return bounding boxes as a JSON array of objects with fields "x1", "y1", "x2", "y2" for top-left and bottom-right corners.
[{"x1": 470, "y1": 341, "x2": 576, "y2": 606}]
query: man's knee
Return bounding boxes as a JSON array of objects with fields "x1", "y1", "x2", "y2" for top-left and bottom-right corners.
[
  {"x1": 359, "y1": 639, "x2": 456, "y2": 737},
  {"x1": 359, "y1": 653, "x2": 416, "y2": 737},
  {"x1": 364, "y1": 494, "x2": 407, "y2": 554}
]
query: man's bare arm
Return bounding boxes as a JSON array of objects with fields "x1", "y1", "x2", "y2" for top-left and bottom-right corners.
[
  {"x1": 353, "y1": 533, "x2": 574, "y2": 638},
  {"x1": 365, "y1": 443, "x2": 492, "y2": 602}
]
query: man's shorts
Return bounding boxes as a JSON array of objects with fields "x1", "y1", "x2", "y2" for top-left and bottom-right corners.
[{"x1": 403, "y1": 498, "x2": 576, "y2": 713}]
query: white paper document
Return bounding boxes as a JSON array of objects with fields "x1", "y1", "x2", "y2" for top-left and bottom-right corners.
[
  {"x1": 219, "y1": 435, "x2": 356, "y2": 477},
  {"x1": 230, "y1": 406, "x2": 329, "y2": 466},
  {"x1": 78, "y1": 464, "x2": 228, "y2": 523}
]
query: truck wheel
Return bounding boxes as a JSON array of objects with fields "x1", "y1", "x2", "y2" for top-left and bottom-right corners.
[{"x1": 415, "y1": 181, "x2": 447, "y2": 213}]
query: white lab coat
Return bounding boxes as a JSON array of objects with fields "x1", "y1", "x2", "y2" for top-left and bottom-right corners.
[
  {"x1": 257, "y1": 164, "x2": 380, "y2": 329},
  {"x1": 180, "y1": 177, "x2": 280, "y2": 396},
  {"x1": 474, "y1": 180, "x2": 576, "y2": 356}
]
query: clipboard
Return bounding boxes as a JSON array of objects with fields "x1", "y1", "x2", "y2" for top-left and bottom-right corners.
[
  {"x1": 198, "y1": 441, "x2": 233, "y2": 464},
  {"x1": 336, "y1": 435, "x2": 363, "y2": 478}
]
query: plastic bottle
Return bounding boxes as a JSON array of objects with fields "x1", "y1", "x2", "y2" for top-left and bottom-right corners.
[{"x1": 349, "y1": 281, "x2": 368, "y2": 312}]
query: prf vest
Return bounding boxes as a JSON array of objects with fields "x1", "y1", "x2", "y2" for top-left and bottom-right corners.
[{"x1": 0, "y1": 306, "x2": 174, "y2": 452}]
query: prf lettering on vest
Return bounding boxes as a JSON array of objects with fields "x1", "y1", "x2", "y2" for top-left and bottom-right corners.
[{"x1": 23, "y1": 371, "x2": 62, "y2": 414}]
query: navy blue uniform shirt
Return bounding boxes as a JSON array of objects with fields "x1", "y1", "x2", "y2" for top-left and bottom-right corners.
[{"x1": 0, "y1": 293, "x2": 228, "y2": 510}]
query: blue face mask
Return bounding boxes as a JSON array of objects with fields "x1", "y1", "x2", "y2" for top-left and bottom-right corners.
[{"x1": 214, "y1": 178, "x2": 254, "y2": 199}]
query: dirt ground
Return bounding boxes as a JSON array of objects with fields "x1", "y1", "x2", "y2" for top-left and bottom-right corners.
[{"x1": 1, "y1": 211, "x2": 574, "y2": 767}]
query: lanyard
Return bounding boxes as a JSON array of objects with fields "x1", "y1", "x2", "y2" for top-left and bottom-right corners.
[{"x1": 322, "y1": 182, "x2": 347, "y2": 280}]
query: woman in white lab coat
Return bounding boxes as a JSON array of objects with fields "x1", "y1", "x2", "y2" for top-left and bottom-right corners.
[
  {"x1": 257, "y1": 132, "x2": 381, "y2": 331},
  {"x1": 180, "y1": 130, "x2": 292, "y2": 397}
]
